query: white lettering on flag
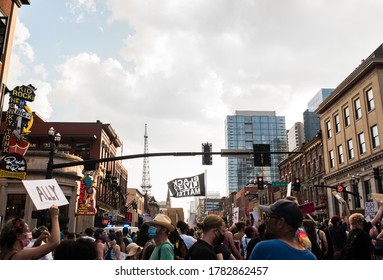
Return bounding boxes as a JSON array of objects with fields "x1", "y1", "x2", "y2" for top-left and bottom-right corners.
[{"x1": 167, "y1": 173, "x2": 206, "y2": 197}]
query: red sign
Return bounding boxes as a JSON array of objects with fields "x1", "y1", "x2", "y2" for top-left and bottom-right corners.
[
  {"x1": 337, "y1": 185, "x2": 345, "y2": 193},
  {"x1": 300, "y1": 202, "x2": 315, "y2": 214}
]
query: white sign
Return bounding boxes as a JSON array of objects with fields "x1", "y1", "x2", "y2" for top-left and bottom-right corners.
[
  {"x1": 365, "y1": 202, "x2": 376, "y2": 216},
  {"x1": 22, "y1": 179, "x2": 69, "y2": 210}
]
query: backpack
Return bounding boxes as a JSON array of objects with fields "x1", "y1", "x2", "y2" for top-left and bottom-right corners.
[{"x1": 173, "y1": 238, "x2": 188, "y2": 260}]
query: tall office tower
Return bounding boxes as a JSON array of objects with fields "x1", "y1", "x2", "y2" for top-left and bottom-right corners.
[
  {"x1": 225, "y1": 111, "x2": 288, "y2": 194},
  {"x1": 287, "y1": 122, "x2": 305, "y2": 151},
  {"x1": 303, "y1": 88, "x2": 333, "y2": 142}
]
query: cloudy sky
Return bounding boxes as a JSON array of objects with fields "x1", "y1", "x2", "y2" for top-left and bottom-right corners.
[{"x1": 7, "y1": 0, "x2": 383, "y2": 208}]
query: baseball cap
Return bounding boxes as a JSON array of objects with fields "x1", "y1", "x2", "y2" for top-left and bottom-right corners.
[{"x1": 259, "y1": 199, "x2": 303, "y2": 229}]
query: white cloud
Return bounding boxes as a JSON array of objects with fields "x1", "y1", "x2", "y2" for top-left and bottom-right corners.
[{"x1": 66, "y1": 0, "x2": 97, "y2": 23}]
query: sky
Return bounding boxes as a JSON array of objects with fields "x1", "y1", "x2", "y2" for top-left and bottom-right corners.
[{"x1": 6, "y1": 0, "x2": 383, "y2": 211}]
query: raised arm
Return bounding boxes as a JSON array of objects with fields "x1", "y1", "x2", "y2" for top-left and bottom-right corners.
[
  {"x1": 371, "y1": 203, "x2": 383, "y2": 227},
  {"x1": 15, "y1": 205, "x2": 60, "y2": 260}
]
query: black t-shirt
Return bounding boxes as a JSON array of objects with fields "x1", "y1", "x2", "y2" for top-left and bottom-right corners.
[
  {"x1": 329, "y1": 223, "x2": 348, "y2": 251},
  {"x1": 343, "y1": 228, "x2": 374, "y2": 260},
  {"x1": 246, "y1": 237, "x2": 262, "y2": 260},
  {"x1": 214, "y1": 243, "x2": 231, "y2": 260},
  {"x1": 185, "y1": 239, "x2": 218, "y2": 260}
]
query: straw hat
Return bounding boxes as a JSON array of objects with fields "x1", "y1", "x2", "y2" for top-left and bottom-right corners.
[
  {"x1": 125, "y1": 243, "x2": 143, "y2": 257},
  {"x1": 145, "y1": 214, "x2": 175, "y2": 232}
]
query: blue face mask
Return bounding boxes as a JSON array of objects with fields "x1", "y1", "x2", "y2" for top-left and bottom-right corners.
[{"x1": 148, "y1": 226, "x2": 157, "y2": 237}]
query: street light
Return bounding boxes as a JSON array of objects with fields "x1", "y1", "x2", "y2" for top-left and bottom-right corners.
[{"x1": 46, "y1": 127, "x2": 61, "y2": 179}]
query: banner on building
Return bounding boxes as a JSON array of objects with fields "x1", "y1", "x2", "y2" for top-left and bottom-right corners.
[
  {"x1": 76, "y1": 171, "x2": 98, "y2": 215},
  {"x1": 167, "y1": 172, "x2": 206, "y2": 197},
  {"x1": 22, "y1": 179, "x2": 69, "y2": 210}
]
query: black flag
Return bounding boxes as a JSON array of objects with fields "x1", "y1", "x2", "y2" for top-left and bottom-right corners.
[{"x1": 167, "y1": 173, "x2": 206, "y2": 197}]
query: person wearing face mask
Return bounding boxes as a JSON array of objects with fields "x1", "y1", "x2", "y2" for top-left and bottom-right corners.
[
  {"x1": 0, "y1": 205, "x2": 60, "y2": 260},
  {"x1": 185, "y1": 214, "x2": 226, "y2": 260},
  {"x1": 144, "y1": 214, "x2": 175, "y2": 260}
]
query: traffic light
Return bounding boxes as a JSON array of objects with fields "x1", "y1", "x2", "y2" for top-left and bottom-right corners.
[
  {"x1": 257, "y1": 176, "x2": 264, "y2": 190},
  {"x1": 253, "y1": 144, "x2": 271, "y2": 167},
  {"x1": 374, "y1": 168, "x2": 381, "y2": 180},
  {"x1": 202, "y1": 142, "x2": 212, "y2": 165},
  {"x1": 336, "y1": 184, "x2": 345, "y2": 193},
  {"x1": 111, "y1": 176, "x2": 118, "y2": 188},
  {"x1": 293, "y1": 178, "x2": 301, "y2": 192}
]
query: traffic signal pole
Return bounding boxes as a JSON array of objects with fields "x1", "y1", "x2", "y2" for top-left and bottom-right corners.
[
  {"x1": 51, "y1": 150, "x2": 304, "y2": 170},
  {"x1": 312, "y1": 184, "x2": 360, "y2": 198}
]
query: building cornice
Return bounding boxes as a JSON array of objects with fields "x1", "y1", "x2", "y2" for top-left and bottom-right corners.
[
  {"x1": 316, "y1": 44, "x2": 383, "y2": 114},
  {"x1": 323, "y1": 150, "x2": 383, "y2": 182}
]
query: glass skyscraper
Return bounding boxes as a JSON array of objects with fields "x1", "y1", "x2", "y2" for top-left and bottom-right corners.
[
  {"x1": 303, "y1": 88, "x2": 333, "y2": 142},
  {"x1": 225, "y1": 111, "x2": 288, "y2": 194}
]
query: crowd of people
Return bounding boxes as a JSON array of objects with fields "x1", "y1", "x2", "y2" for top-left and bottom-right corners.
[{"x1": 1, "y1": 197, "x2": 383, "y2": 260}]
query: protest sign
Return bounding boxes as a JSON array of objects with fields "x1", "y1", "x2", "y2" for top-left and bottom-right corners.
[{"x1": 22, "y1": 179, "x2": 69, "y2": 210}]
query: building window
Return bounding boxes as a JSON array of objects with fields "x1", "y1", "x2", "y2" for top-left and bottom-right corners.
[
  {"x1": 344, "y1": 106, "x2": 351, "y2": 127},
  {"x1": 366, "y1": 88, "x2": 375, "y2": 112},
  {"x1": 354, "y1": 98, "x2": 362, "y2": 120},
  {"x1": 329, "y1": 150, "x2": 335, "y2": 168},
  {"x1": 334, "y1": 114, "x2": 340, "y2": 133},
  {"x1": 371, "y1": 124, "x2": 380, "y2": 148},
  {"x1": 337, "y1": 145, "x2": 344, "y2": 164},
  {"x1": 358, "y1": 132, "x2": 366, "y2": 154},
  {"x1": 326, "y1": 120, "x2": 332, "y2": 139},
  {"x1": 347, "y1": 139, "x2": 354, "y2": 160}
]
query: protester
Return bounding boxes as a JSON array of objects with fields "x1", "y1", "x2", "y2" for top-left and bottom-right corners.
[
  {"x1": 104, "y1": 232, "x2": 121, "y2": 260},
  {"x1": 241, "y1": 226, "x2": 256, "y2": 259},
  {"x1": 185, "y1": 214, "x2": 226, "y2": 260},
  {"x1": 54, "y1": 238, "x2": 97, "y2": 260},
  {"x1": 0, "y1": 205, "x2": 60, "y2": 260},
  {"x1": 125, "y1": 242, "x2": 143, "y2": 260},
  {"x1": 94, "y1": 228, "x2": 107, "y2": 260},
  {"x1": 302, "y1": 219, "x2": 321, "y2": 259},
  {"x1": 233, "y1": 221, "x2": 246, "y2": 258},
  {"x1": 342, "y1": 213, "x2": 374, "y2": 260},
  {"x1": 249, "y1": 199, "x2": 317, "y2": 260},
  {"x1": 136, "y1": 223, "x2": 150, "y2": 247},
  {"x1": 285, "y1": 196, "x2": 311, "y2": 250},
  {"x1": 328, "y1": 215, "x2": 348, "y2": 259},
  {"x1": 222, "y1": 217, "x2": 242, "y2": 260},
  {"x1": 122, "y1": 227, "x2": 132, "y2": 247},
  {"x1": 246, "y1": 223, "x2": 265, "y2": 260},
  {"x1": 168, "y1": 228, "x2": 188, "y2": 260},
  {"x1": 27, "y1": 225, "x2": 53, "y2": 260},
  {"x1": 145, "y1": 214, "x2": 175, "y2": 260},
  {"x1": 115, "y1": 230, "x2": 126, "y2": 253},
  {"x1": 80, "y1": 227, "x2": 95, "y2": 242},
  {"x1": 176, "y1": 220, "x2": 197, "y2": 249}
]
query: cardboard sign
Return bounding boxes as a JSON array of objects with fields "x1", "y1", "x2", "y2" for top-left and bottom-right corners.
[
  {"x1": 371, "y1": 193, "x2": 383, "y2": 203},
  {"x1": 22, "y1": 179, "x2": 69, "y2": 210},
  {"x1": 300, "y1": 202, "x2": 315, "y2": 214}
]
